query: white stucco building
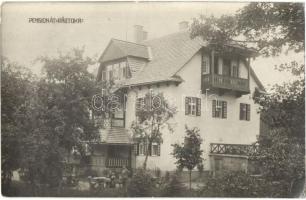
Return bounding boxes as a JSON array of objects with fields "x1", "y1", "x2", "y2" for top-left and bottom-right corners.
[{"x1": 92, "y1": 23, "x2": 265, "y2": 174}]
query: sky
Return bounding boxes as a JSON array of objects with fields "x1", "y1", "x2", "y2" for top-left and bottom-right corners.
[{"x1": 2, "y1": 2, "x2": 304, "y2": 89}]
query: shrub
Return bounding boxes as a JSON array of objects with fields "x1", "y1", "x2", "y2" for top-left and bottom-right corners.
[
  {"x1": 127, "y1": 168, "x2": 154, "y2": 197},
  {"x1": 197, "y1": 171, "x2": 280, "y2": 197},
  {"x1": 164, "y1": 171, "x2": 170, "y2": 182},
  {"x1": 154, "y1": 167, "x2": 161, "y2": 178},
  {"x1": 161, "y1": 173, "x2": 187, "y2": 197}
]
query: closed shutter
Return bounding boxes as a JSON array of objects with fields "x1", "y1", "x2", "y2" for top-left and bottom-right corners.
[
  {"x1": 196, "y1": 98, "x2": 201, "y2": 116},
  {"x1": 143, "y1": 141, "x2": 147, "y2": 156},
  {"x1": 222, "y1": 101, "x2": 227, "y2": 119},
  {"x1": 240, "y1": 103, "x2": 244, "y2": 120},
  {"x1": 148, "y1": 142, "x2": 152, "y2": 156},
  {"x1": 157, "y1": 143, "x2": 161, "y2": 156},
  {"x1": 185, "y1": 97, "x2": 190, "y2": 115},
  {"x1": 212, "y1": 100, "x2": 216, "y2": 117},
  {"x1": 246, "y1": 104, "x2": 251, "y2": 121}
]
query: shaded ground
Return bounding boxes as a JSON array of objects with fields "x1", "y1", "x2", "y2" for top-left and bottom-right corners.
[{"x1": 2, "y1": 180, "x2": 126, "y2": 197}]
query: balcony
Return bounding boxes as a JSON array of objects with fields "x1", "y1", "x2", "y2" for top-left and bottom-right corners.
[
  {"x1": 210, "y1": 143, "x2": 259, "y2": 156},
  {"x1": 202, "y1": 74, "x2": 250, "y2": 95}
]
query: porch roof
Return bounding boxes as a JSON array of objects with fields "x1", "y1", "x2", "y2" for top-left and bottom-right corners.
[{"x1": 99, "y1": 127, "x2": 132, "y2": 144}]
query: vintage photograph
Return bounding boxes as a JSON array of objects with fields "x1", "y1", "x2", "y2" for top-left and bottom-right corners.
[{"x1": 1, "y1": 1, "x2": 305, "y2": 197}]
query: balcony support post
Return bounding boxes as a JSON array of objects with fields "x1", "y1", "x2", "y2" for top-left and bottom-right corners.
[
  {"x1": 211, "y1": 49, "x2": 215, "y2": 76},
  {"x1": 247, "y1": 57, "x2": 251, "y2": 89}
]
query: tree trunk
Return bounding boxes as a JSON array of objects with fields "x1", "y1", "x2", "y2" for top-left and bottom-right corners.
[
  {"x1": 189, "y1": 170, "x2": 192, "y2": 190},
  {"x1": 143, "y1": 139, "x2": 151, "y2": 170},
  {"x1": 143, "y1": 152, "x2": 149, "y2": 170}
]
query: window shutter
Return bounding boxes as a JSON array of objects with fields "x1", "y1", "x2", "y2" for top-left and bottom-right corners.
[
  {"x1": 148, "y1": 142, "x2": 152, "y2": 156},
  {"x1": 222, "y1": 101, "x2": 227, "y2": 119},
  {"x1": 157, "y1": 143, "x2": 161, "y2": 156},
  {"x1": 143, "y1": 141, "x2": 147, "y2": 156},
  {"x1": 239, "y1": 103, "x2": 243, "y2": 120},
  {"x1": 185, "y1": 97, "x2": 190, "y2": 115},
  {"x1": 212, "y1": 100, "x2": 216, "y2": 117},
  {"x1": 246, "y1": 104, "x2": 251, "y2": 121},
  {"x1": 196, "y1": 98, "x2": 201, "y2": 116}
]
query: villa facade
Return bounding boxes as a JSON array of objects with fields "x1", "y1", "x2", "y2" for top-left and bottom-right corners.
[{"x1": 90, "y1": 22, "x2": 265, "y2": 175}]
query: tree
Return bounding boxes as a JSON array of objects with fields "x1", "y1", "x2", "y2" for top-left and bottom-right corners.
[
  {"x1": 252, "y1": 63, "x2": 305, "y2": 197},
  {"x1": 172, "y1": 126, "x2": 203, "y2": 190},
  {"x1": 2, "y1": 48, "x2": 100, "y2": 194},
  {"x1": 131, "y1": 91, "x2": 176, "y2": 169},
  {"x1": 1, "y1": 58, "x2": 36, "y2": 191},
  {"x1": 190, "y1": 2, "x2": 304, "y2": 56},
  {"x1": 190, "y1": 3, "x2": 305, "y2": 197}
]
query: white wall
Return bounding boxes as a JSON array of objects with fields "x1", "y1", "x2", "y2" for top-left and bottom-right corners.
[{"x1": 125, "y1": 51, "x2": 261, "y2": 171}]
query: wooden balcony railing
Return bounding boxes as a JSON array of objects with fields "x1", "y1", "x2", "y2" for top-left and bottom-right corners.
[
  {"x1": 210, "y1": 143, "x2": 259, "y2": 156},
  {"x1": 106, "y1": 158, "x2": 129, "y2": 168},
  {"x1": 202, "y1": 74, "x2": 249, "y2": 93}
]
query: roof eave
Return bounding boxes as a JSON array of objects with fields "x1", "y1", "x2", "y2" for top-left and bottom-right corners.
[{"x1": 120, "y1": 79, "x2": 183, "y2": 89}]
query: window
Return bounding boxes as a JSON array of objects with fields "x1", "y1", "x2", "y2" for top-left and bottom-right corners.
[
  {"x1": 213, "y1": 56, "x2": 218, "y2": 74},
  {"x1": 138, "y1": 142, "x2": 146, "y2": 156},
  {"x1": 201, "y1": 54, "x2": 210, "y2": 74},
  {"x1": 103, "y1": 62, "x2": 130, "y2": 81},
  {"x1": 109, "y1": 70, "x2": 113, "y2": 81},
  {"x1": 212, "y1": 100, "x2": 227, "y2": 119},
  {"x1": 135, "y1": 97, "x2": 145, "y2": 112},
  {"x1": 240, "y1": 103, "x2": 250, "y2": 121},
  {"x1": 136, "y1": 141, "x2": 160, "y2": 156},
  {"x1": 231, "y1": 65, "x2": 239, "y2": 77},
  {"x1": 223, "y1": 58, "x2": 231, "y2": 76},
  {"x1": 185, "y1": 97, "x2": 201, "y2": 116},
  {"x1": 119, "y1": 62, "x2": 127, "y2": 79},
  {"x1": 102, "y1": 71, "x2": 107, "y2": 81},
  {"x1": 151, "y1": 143, "x2": 161, "y2": 156}
]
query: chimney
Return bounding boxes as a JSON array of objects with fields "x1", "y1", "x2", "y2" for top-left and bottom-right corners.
[
  {"x1": 133, "y1": 25, "x2": 148, "y2": 43},
  {"x1": 179, "y1": 21, "x2": 189, "y2": 31},
  {"x1": 142, "y1": 31, "x2": 148, "y2": 41}
]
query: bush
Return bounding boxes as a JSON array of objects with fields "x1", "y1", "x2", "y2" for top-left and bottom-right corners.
[
  {"x1": 197, "y1": 171, "x2": 282, "y2": 197},
  {"x1": 127, "y1": 168, "x2": 154, "y2": 197},
  {"x1": 160, "y1": 173, "x2": 187, "y2": 197}
]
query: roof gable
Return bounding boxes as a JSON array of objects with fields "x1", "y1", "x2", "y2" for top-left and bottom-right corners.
[
  {"x1": 123, "y1": 31, "x2": 206, "y2": 86},
  {"x1": 99, "y1": 39, "x2": 150, "y2": 63},
  {"x1": 98, "y1": 31, "x2": 265, "y2": 91}
]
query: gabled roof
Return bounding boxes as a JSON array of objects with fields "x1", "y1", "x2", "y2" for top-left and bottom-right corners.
[
  {"x1": 99, "y1": 31, "x2": 265, "y2": 91},
  {"x1": 122, "y1": 31, "x2": 207, "y2": 86},
  {"x1": 99, "y1": 39, "x2": 150, "y2": 63}
]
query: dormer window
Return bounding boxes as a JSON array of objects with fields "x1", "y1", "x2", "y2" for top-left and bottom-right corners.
[{"x1": 102, "y1": 60, "x2": 129, "y2": 82}]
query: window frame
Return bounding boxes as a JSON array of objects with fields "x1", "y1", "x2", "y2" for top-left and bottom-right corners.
[
  {"x1": 151, "y1": 142, "x2": 160, "y2": 157},
  {"x1": 201, "y1": 54, "x2": 210, "y2": 74},
  {"x1": 212, "y1": 100, "x2": 227, "y2": 119},
  {"x1": 240, "y1": 103, "x2": 250, "y2": 121},
  {"x1": 138, "y1": 142, "x2": 145, "y2": 156},
  {"x1": 185, "y1": 97, "x2": 201, "y2": 116}
]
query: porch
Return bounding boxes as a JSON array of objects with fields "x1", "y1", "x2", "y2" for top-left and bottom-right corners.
[{"x1": 88, "y1": 127, "x2": 136, "y2": 176}]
